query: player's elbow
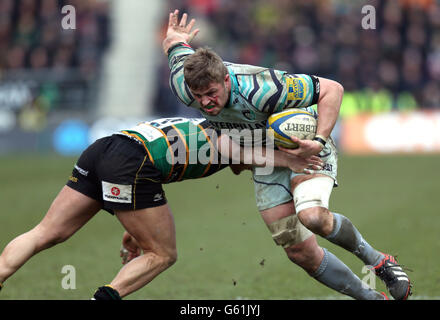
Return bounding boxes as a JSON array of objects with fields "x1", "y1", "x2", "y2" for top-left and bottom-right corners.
[
  {"x1": 318, "y1": 78, "x2": 344, "y2": 109},
  {"x1": 333, "y1": 81, "x2": 344, "y2": 112},
  {"x1": 323, "y1": 78, "x2": 344, "y2": 98},
  {"x1": 333, "y1": 80, "x2": 344, "y2": 98}
]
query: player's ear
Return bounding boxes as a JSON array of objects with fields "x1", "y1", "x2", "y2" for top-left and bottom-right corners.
[{"x1": 224, "y1": 74, "x2": 231, "y2": 89}]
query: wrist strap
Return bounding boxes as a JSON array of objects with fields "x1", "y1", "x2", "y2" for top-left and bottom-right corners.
[
  {"x1": 313, "y1": 135, "x2": 327, "y2": 149},
  {"x1": 167, "y1": 42, "x2": 191, "y2": 56}
]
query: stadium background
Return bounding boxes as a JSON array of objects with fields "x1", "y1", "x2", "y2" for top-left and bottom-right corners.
[{"x1": 0, "y1": 0, "x2": 439, "y2": 299}]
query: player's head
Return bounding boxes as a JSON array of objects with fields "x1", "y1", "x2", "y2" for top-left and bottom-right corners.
[{"x1": 184, "y1": 47, "x2": 231, "y2": 115}]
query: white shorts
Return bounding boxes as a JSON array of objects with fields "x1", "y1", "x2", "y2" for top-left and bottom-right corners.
[{"x1": 252, "y1": 138, "x2": 338, "y2": 211}]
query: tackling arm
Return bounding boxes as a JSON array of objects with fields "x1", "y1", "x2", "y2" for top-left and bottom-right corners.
[{"x1": 216, "y1": 134, "x2": 323, "y2": 174}]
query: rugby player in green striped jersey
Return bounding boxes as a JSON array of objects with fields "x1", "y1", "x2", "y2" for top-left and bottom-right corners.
[{"x1": 0, "y1": 117, "x2": 323, "y2": 300}]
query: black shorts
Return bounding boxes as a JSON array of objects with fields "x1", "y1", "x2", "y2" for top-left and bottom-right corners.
[{"x1": 66, "y1": 134, "x2": 167, "y2": 214}]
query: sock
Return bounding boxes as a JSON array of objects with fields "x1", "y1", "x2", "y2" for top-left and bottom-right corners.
[
  {"x1": 311, "y1": 248, "x2": 384, "y2": 300},
  {"x1": 92, "y1": 285, "x2": 122, "y2": 300},
  {"x1": 0, "y1": 282, "x2": 2, "y2": 291},
  {"x1": 325, "y1": 212, "x2": 384, "y2": 266}
]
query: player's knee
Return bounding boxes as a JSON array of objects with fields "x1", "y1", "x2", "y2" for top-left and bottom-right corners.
[
  {"x1": 43, "y1": 232, "x2": 69, "y2": 248},
  {"x1": 141, "y1": 244, "x2": 177, "y2": 269},
  {"x1": 297, "y1": 207, "x2": 333, "y2": 236},
  {"x1": 292, "y1": 176, "x2": 334, "y2": 235},
  {"x1": 266, "y1": 213, "x2": 313, "y2": 249},
  {"x1": 164, "y1": 248, "x2": 178, "y2": 267},
  {"x1": 33, "y1": 225, "x2": 70, "y2": 250}
]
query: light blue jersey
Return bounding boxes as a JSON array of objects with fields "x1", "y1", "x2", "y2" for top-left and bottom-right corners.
[
  {"x1": 168, "y1": 43, "x2": 337, "y2": 211},
  {"x1": 168, "y1": 44, "x2": 320, "y2": 143}
]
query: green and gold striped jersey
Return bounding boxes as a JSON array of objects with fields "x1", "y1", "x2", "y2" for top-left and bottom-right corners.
[
  {"x1": 168, "y1": 43, "x2": 320, "y2": 145},
  {"x1": 119, "y1": 117, "x2": 227, "y2": 183}
]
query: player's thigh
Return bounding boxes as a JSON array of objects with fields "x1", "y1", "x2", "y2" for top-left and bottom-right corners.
[
  {"x1": 291, "y1": 172, "x2": 329, "y2": 190},
  {"x1": 37, "y1": 185, "x2": 102, "y2": 241},
  {"x1": 260, "y1": 201, "x2": 295, "y2": 225},
  {"x1": 115, "y1": 204, "x2": 176, "y2": 256},
  {"x1": 252, "y1": 166, "x2": 293, "y2": 212},
  {"x1": 291, "y1": 173, "x2": 334, "y2": 215}
]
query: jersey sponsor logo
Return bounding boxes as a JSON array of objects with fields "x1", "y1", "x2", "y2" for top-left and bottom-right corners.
[
  {"x1": 209, "y1": 120, "x2": 266, "y2": 131},
  {"x1": 111, "y1": 187, "x2": 120, "y2": 196},
  {"x1": 286, "y1": 77, "x2": 306, "y2": 101},
  {"x1": 102, "y1": 181, "x2": 132, "y2": 203},
  {"x1": 242, "y1": 109, "x2": 256, "y2": 120}
]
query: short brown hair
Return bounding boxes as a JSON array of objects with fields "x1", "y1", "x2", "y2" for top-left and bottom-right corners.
[{"x1": 183, "y1": 47, "x2": 228, "y2": 91}]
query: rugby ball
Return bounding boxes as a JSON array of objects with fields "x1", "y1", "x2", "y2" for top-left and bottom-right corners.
[{"x1": 266, "y1": 108, "x2": 317, "y2": 149}]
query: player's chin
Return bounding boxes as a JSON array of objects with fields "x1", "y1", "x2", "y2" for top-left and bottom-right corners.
[{"x1": 203, "y1": 106, "x2": 220, "y2": 115}]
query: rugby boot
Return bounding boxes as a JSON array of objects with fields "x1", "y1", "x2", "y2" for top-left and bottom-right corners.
[{"x1": 372, "y1": 254, "x2": 412, "y2": 300}]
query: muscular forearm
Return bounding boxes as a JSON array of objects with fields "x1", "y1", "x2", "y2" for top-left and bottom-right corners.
[
  {"x1": 216, "y1": 134, "x2": 321, "y2": 173},
  {"x1": 216, "y1": 134, "x2": 274, "y2": 167},
  {"x1": 240, "y1": 146, "x2": 291, "y2": 168}
]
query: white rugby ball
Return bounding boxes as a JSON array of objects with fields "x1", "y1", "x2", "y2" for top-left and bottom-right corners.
[{"x1": 266, "y1": 108, "x2": 317, "y2": 148}]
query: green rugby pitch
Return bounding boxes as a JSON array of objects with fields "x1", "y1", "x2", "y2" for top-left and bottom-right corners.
[{"x1": 0, "y1": 153, "x2": 438, "y2": 300}]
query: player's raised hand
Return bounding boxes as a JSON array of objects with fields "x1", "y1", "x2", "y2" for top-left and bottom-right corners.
[
  {"x1": 163, "y1": 9, "x2": 200, "y2": 54},
  {"x1": 279, "y1": 136, "x2": 324, "y2": 159}
]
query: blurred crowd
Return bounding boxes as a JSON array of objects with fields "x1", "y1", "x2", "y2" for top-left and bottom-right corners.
[
  {"x1": 0, "y1": 0, "x2": 110, "y2": 77},
  {"x1": 1, "y1": 0, "x2": 438, "y2": 121},
  {"x1": 0, "y1": 0, "x2": 110, "y2": 131},
  {"x1": 155, "y1": 0, "x2": 440, "y2": 117}
]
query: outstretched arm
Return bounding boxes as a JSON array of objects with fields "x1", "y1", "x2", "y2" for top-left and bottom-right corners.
[
  {"x1": 216, "y1": 134, "x2": 324, "y2": 175},
  {"x1": 163, "y1": 10, "x2": 199, "y2": 107},
  {"x1": 162, "y1": 9, "x2": 199, "y2": 55}
]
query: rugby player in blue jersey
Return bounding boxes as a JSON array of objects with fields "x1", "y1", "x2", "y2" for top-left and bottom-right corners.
[
  {"x1": 0, "y1": 117, "x2": 323, "y2": 299},
  {"x1": 161, "y1": 10, "x2": 412, "y2": 300}
]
